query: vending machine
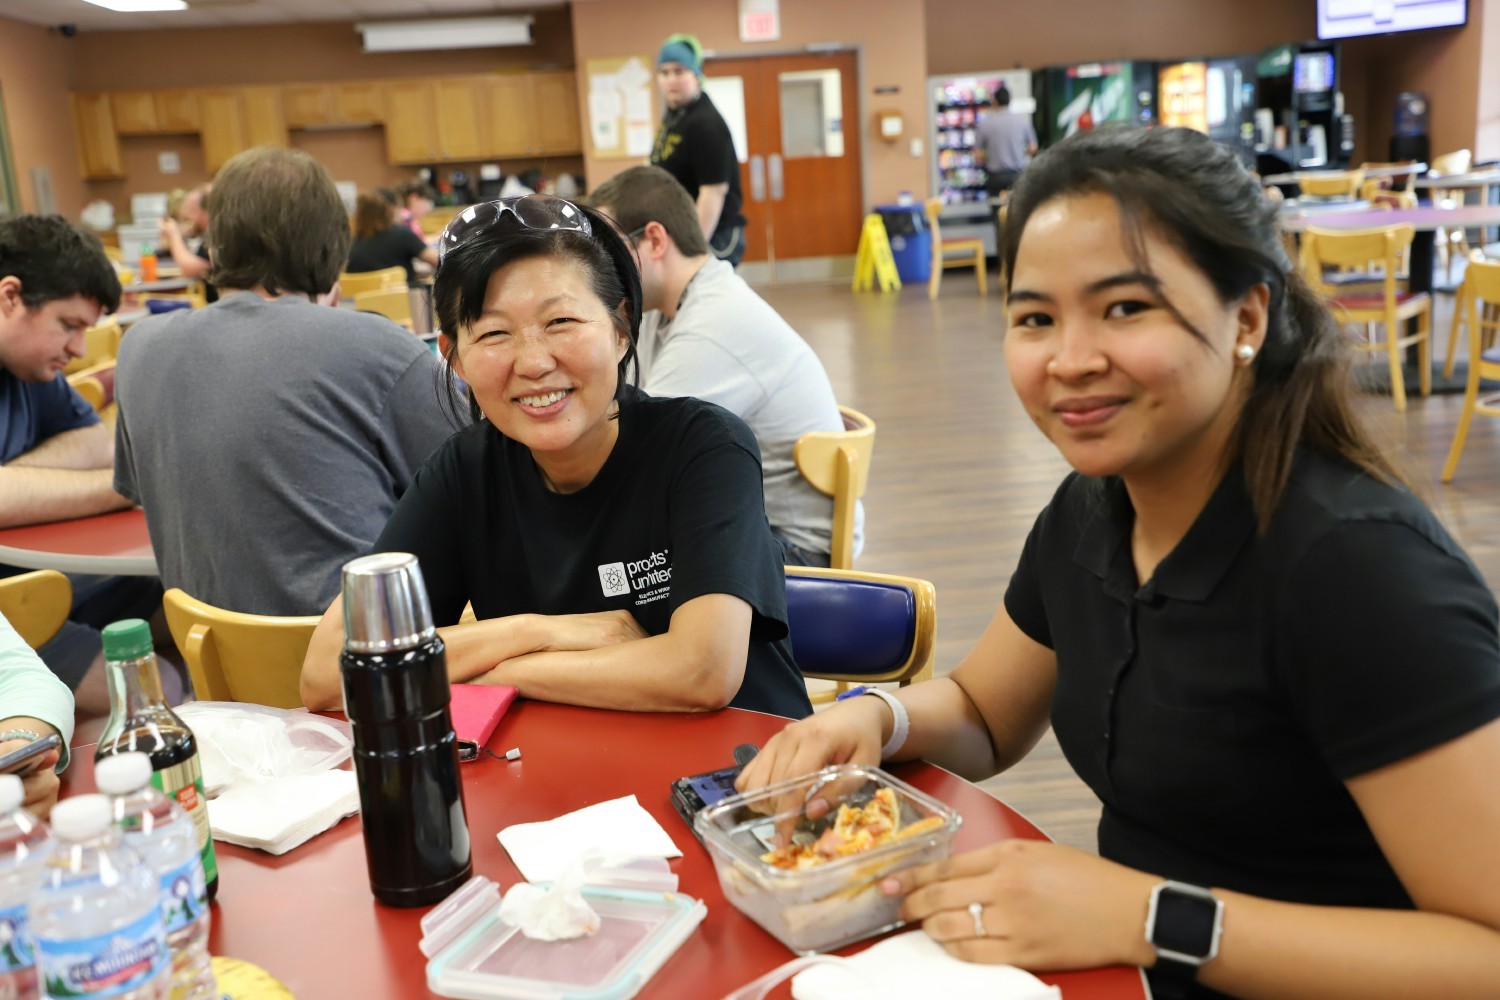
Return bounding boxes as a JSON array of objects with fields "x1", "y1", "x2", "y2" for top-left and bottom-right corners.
[
  {"x1": 1033, "y1": 61, "x2": 1156, "y2": 148},
  {"x1": 926, "y1": 69, "x2": 1033, "y2": 255},
  {"x1": 1157, "y1": 54, "x2": 1258, "y2": 166}
]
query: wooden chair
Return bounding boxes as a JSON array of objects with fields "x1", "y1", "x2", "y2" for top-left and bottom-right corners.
[
  {"x1": 924, "y1": 197, "x2": 987, "y2": 299},
  {"x1": 1298, "y1": 169, "x2": 1364, "y2": 200},
  {"x1": 785, "y1": 566, "x2": 936, "y2": 689},
  {"x1": 1442, "y1": 257, "x2": 1500, "y2": 481},
  {"x1": 1430, "y1": 149, "x2": 1475, "y2": 281},
  {"x1": 162, "y1": 589, "x2": 319, "y2": 709},
  {"x1": 66, "y1": 361, "x2": 118, "y2": 428},
  {"x1": 1301, "y1": 224, "x2": 1432, "y2": 411},
  {"x1": 420, "y1": 206, "x2": 464, "y2": 237},
  {"x1": 62, "y1": 316, "x2": 123, "y2": 375},
  {"x1": 354, "y1": 287, "x2": 415, "y2": 331},
  {"x1": 1359, "y1": 178, "x2": 1418, "y2": 211},
  {"x1": 338, "y1": 267, "x2": 407, "y2": 298},
  {"x1": 794, "y1": 406, "x2": 874, "y2": 571},
  {"x1": 0, "y1": 571, "x2": 72, "y2": 650}
]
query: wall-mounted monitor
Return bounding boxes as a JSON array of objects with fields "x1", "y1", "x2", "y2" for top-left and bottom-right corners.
[{"x1": 1317, "y1": 0, "x2": 1467, "y2": 40}]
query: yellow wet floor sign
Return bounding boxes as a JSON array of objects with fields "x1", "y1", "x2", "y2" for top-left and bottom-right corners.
[
  {"x1": 213, "y1": 956, "x2": 295, "y2": 999},
  {"x1": 852, "y1": 214, "x2": 901, "y2": 293}
]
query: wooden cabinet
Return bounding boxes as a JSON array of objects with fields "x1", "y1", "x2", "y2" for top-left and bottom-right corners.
[
  {"x1": 434, "y1": 78, "x2": 484, "y2": 161},
  {"x1": 283, "y1": 82, "x2": 384, "y2": 128},
  {"x1": 282, "y1": 85, "x2": 331, "y2": 128},
  {"x1": 531, "y1": 72, "x2": 582, "y2": 155},
  {"x1": 334, "y1": 82, "x2": 384, "y2": 124},
  {"x1": 110, "y1": 90, "x2": 199, "y2": 134},
  {"x1": 197, "y1": 90, "x2": 246, "y2": 173},
  {"x1": 241, "y1": 87, "x2": 287, "y2": 148},
  {"x1": 71, "y1": 94, "x2": 123, "y2": 179},
  {"x1": 384, "y1": 78, "x2": 484, "y2": 164},
  {"x1": 383, "y1": 81, "x2": 437, "y2": 163},
  {"x1": 484, "y1": 77, "x2": 535, "y2": 158}
]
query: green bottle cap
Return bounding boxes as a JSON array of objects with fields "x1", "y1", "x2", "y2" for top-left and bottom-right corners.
[{"x1": 101, "y1": 619, "x2": 153, "y2": 661}]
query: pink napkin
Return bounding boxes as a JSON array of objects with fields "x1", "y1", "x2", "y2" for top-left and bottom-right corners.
[{"x1": 451, "y1": 684, "x2": 517, "y2": 746}]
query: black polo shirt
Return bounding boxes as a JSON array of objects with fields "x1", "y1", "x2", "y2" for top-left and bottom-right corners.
[{"x1": 1005, "y1": 451, "x2": 1500, "y2": 917}]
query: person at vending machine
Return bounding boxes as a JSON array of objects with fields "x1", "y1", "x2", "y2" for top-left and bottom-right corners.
[{"x1": 976, "y1": 86, "x2": 1037, "y2": 198}]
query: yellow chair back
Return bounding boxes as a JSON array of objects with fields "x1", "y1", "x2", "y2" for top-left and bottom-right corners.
[
  {"x1": 1298, "y1": 170, "x2": 1364, "y2": 199},
  {"x1": 354, "y1": 288, "x2": 415, "y2": 330},
  {"x1": 63, "y1": 316, "x2": 124, "y2": 375},
  {"x1": 1300, "y1": 223, "x2": 1415, "y2": 289},
  {"x1": 794, "y1": 406, "x2": 875, "y2": 571},
  {"x1": 338, "y1": 267, "x2": 407, "y2": 298},
  {"x1": 0, "y1": 571, "x2": 72, "y2": 650},
  {"x1": 162, "y1": 589, "x2": 319, "y2": 709}
]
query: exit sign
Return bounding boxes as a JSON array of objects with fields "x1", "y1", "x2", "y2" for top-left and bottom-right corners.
[{"x1": 739, "y1": 0, "x2": 780, "y2": 42}]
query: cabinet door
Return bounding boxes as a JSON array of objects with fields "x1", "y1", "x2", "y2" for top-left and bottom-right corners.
[
  {"x1": 72, "y1": 94, "x2": 123, "y2": 179},
  {"x1": 384, "y1": 82, "x2": 437, "y2": 164},
  {"x1": 198, "y1": 90, "x2": 246, "y2": 172},
  {"x1": 154, "y1": 90, "x2": 200, "y2": 132},
  {"x1": 241, "y1": 87, "x2": 287, "y2": 148},
  {"x1": 485, "y1": 76, "x2": 535, "y2": 157},
  {"x1": 110, "y1": 92, "x2": 158, "y2": 134},
  {"x1": 434, "y1": 78, "x2": 484, "y2": 160},
  {"x1": 532, "y1": 72, "x2": 582, "y2": 155},
  {"x1": 335, "y1": 82, "x2": 385, "y2": 124},
  {"x1": 283, "y1": 85, "x2": 333, "y2": 128}
]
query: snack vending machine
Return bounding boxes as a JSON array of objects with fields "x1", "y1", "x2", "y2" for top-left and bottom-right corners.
[{"x1": 927, "y1": 69, "x2": 1033, "y2": 255}]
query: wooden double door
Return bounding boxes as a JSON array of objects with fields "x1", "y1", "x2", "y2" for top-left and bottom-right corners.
[{"x1": 702, "y1": 49, "x2": 863, "y2": 267}]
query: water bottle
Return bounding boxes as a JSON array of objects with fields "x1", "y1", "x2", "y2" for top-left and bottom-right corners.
[
  {"x1": 95, "y1": 755, "x2": 215, "y2": 1000},
  {"x1": 0, "y1": 775, "x2": 51, "y2": 1000},
  {"x1": 340, "y1": 552, "x2": 471, "y2": 907},
  {"x1": 29, "y1": 795, "x2": 168, "y2": 1000},
  {"x1": 94, "y1": 620, "x2": 218, "y2": 904}
]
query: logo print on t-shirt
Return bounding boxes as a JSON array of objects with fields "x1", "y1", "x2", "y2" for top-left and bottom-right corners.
[{"x1": 598, "y1": 562, "x2": 631, "y2": 597}]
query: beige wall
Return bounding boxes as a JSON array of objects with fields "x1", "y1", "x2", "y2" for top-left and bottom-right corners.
[
  {"x1": 0, "y1": 17, "x2": 89, "y2": 218},
  {"x1": 925, "y1": 0, "x2": 1317, "y2": 73},
  {"x1": 570, "y1": 0, "x2": 929, "y2": 206}
]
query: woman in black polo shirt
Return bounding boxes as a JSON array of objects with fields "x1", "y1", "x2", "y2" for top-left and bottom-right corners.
[
  {"x1": 740, "y1": 127, "x2": 1500, "y2": 998},
  {"x1": 300, "y1": 196, "x2": 810, "y2": 721}
]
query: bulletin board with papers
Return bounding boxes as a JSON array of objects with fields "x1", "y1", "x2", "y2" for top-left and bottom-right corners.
[{"x1": 586, "y1": 56, "x2": 658, "y2": 160}]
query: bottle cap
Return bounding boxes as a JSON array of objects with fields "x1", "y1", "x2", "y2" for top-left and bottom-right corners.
[
  {"x1": 50, "y1": 795, "x2": 113, "y2": 840},
  {"x1": 340, "y1": 552, "x2": 436, "y2": 653},
  {"x1": 0, "y1": 775, "x2": 22, "y2": 813},
  {"x1": 94, "y1": 753, "x2": 153, "y2": 796},
  {"x1": 101, "y1": 619, "x2": 153, "y2": 661}
]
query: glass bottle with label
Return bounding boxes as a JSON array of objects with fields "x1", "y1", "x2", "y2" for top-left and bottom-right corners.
[{"x1": 94, "y1": 620, "x2": 219, "y2": 903}]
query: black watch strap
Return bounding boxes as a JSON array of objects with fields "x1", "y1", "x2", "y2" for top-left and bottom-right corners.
[
  {"x1": 1149, "y1": 954, "x2": 1201, "y2": 1000},
  {"x1": 1146, "y1": 880, "x2": 1224, "y2": 999}
]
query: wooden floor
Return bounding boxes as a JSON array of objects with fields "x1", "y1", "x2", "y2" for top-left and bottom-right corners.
[{"x1": 762, "y1": 277, "x2": 1500, "y2": 852}]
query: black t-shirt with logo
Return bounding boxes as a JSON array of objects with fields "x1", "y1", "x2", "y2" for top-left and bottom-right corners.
[
  {"x1": 372, "y1": 387, "x2": 811, "y2": 719},
  {"x1": 650, "y1": 92, "x2": 746, "y2": 244}
]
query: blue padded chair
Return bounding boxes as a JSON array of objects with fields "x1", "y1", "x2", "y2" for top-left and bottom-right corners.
[{"x1": 785, "y1": 566, "x2": 936, "y2": 687}]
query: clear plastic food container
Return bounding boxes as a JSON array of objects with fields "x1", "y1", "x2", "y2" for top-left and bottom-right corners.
[{"x1": 695, "y1": 765, "x2": 962, "y2": 955}]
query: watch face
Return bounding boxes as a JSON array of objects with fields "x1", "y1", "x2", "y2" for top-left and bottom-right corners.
[{"x1": 1156, "y1": 888, "x2": 1219, "y2": 958}]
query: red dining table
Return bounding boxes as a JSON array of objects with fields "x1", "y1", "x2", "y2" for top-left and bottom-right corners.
[
  {"x1": 67, "y1": 702, "x2": 1146, "y2": 999},
  {"x1": 0, "y1": 508, "x2": 156, "y2": 576}
]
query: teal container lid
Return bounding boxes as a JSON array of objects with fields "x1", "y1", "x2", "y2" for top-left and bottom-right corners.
[{"x1": 101, "y1": 619, "x2": 153, "y2": 661}]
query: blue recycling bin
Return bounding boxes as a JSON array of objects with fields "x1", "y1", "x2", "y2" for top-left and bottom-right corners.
[{"x1": 876, "y1": 205, "x2": 931, "y2": 283}]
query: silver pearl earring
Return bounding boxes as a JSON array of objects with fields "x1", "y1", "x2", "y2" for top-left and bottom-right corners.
[{"x1": 1235, "y1": 343, "x2": 1256, "y2": 363}]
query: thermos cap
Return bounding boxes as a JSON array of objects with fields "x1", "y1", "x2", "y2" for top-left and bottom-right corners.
[{"x1": 341, "y1": 552, "x2": 437, "y2": 653}]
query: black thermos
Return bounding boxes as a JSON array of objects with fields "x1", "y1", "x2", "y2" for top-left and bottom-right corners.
[{"x1": 339, "y1": 552, "x2": 472, "y2": 907}]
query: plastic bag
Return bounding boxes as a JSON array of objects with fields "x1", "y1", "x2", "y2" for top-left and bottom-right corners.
[
  {"x1": 174, "y1": 702, "x2": 352, "y2": 796},
  {"x1": 79, "y1": 200, "x2": 116, "y2": 232}
]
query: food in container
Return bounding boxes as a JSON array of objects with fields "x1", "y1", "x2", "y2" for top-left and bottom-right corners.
[{"x1": 696, "y1": 765, "x2": 962, "y2": 955}]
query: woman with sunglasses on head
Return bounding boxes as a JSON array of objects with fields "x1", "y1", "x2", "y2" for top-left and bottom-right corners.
[
  {"x1": 737, "y1": 126, "x2": 1500, "y2": 998},
  {"x1": 300, "y1": 197, "x2": 812, "y2": 720}
]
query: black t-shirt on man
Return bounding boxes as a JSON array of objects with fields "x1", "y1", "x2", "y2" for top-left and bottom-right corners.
[
  {"x1": 372, "y1": 387, "x2": 811, "y2": 720},
  {"x1": 348, "y1": 225, "x2": 430, "y2": 282},
  {"x1": 651, "y1": 92, "x2": 746, "y2": 251}
]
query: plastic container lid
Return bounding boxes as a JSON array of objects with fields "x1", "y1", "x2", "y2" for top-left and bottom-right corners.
[
  {"x1": 423, "y1": 877, "x2": 706, "y2": 1000},
  {"x1": 101, "y1": 619, "x2": 154, "y2": 661},
  {"x1": 95, "y1": 753, "x2": 153, "y2": 795},
  {"x1": 0, "y1": 774, "x2": 23, "y2": 813},
  {"x1": 50, "y1": 795, "x2": 113, "y2": 840}
]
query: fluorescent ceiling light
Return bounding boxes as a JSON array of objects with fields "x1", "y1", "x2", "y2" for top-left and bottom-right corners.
[
  {"x1": 80, "y1": 0, "x2": 188, "y2": 11},
  {"x1": 358, "y1": 17, "x2": 534, "y2": 53}
]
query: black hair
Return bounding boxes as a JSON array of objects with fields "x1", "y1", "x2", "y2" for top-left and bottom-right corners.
[
  {"x1": 994, "y1": 86, "x2": 1011, "y2": 108},
  {"x1": 433, "y1": 201, "x2": 642, "y2": 427},
  {"x1": 0, "y1": 214, "x2": 121, "y2": 314},
  {"x1": 1001, "y1": 125, "x2": 1403, "y2": 530}
]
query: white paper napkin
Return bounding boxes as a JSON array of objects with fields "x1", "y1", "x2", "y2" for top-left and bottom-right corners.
[
  {"x1": 791, "y1": 931, "x2": 1062, "y2": 1000},
  {"x1": 206, "y1": 771, "x2": 361, "y2": 856},
  {"x1": 496, "y1": 795, "x2": 682, "y2": 883}
]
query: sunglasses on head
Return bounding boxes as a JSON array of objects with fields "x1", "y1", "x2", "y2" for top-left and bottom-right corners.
[{"x1": 437, "y1": 195, "x2": 593, "y2": 263}]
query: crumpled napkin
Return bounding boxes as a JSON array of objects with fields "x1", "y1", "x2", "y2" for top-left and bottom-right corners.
[
  {"x1": 205, "y1": 771, "x2": 360, "y2": 855},
  {"x1": 496, "y1": 795, "x2": 682, "y2": 883},
  {"x1": 790, "y1": 931, "x2": 1062, "y2": 1000},
  {"x1": 498, "y1": 856, "x2": 602, "y2": 941}
]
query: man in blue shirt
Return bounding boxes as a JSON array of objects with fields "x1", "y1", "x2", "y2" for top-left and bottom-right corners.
[{"x1": 0, "y1": 215, "x2": 145, "y2": 713}]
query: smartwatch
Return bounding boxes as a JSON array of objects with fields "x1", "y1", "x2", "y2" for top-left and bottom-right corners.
[{"x1": 1145, "y1": 880, "x2": 1224, "y2": 998}]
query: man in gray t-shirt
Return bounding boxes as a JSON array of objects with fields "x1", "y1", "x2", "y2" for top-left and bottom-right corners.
[
  {"x1": 976, "y1": 87, "x2": 1037, "y2": 197},
  {"x1": 591, "y1": 165, "x2": 861, "y2": 567},
  {"x1": 114, "y1": 148, "x2": 456, "y2": 617}
]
